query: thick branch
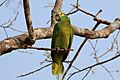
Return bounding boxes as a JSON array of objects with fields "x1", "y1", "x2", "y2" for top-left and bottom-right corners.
[
  {"x1": 23, "y1": 0, "x2": 35, "y2": 44},
  {"x1": 74, "y1": 18, "x2": 120, "y2": 39},
  {"x1": 0, "y1": 18, "x2": 120, "y2": 55},
  {"x1": 51, "y1": 0, "x2": 63, "y2": 27},
  {"x1": 53, "y1": 0, "x2": 63, "y2": 11},
  {"x1": 0, "y1": 27, "x2": 53, "y2": 55}
]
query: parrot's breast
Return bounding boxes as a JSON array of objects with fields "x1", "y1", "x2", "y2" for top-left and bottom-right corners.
[{"x1": 51, "y1": 19, "x2": 73, "y2": 63}]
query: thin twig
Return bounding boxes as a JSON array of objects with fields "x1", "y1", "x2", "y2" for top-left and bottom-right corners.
[
  {"x1": 101, "y1": 65, "x2": 115, "y2": 80},
  {"x1": 81, "y1": 68, "x2": 91, "y2": 80},
  {"x1": 18, "y1": 46, "x2": 74, "y2": 52},
  {"x1": 76, "y1": 0, "x2": 79, "y2": 6},
  {"x1": 3, "y1": 27, "x2": 8, "y2": 37},
  {"x1": 98, "y1": 31, "x2": 120, "y2": 59},
  {"x1": 89, "y1": 36, "x2": 116, "y2": 80},
  {"x1": 66, "y1": 0, "x2": 80, "y2": 16},
  {"x1": 71, "y1": 4, "x2": 111, "y2": 25},
  {"x1": 0, "y1": 12, "x2": 19, "y2": 28},
  {"x1": 5, "y1": 12, "x2": 19, "y2": 27},
  {"x1": 17, "y1": 63, "x2": 52, "y2": 78},
  {"x1": 0, "y1": 0, "x2": 7, "y2": 6},
  {"x1": 89, "y1": 40, "x2": 99, "y2": 62},
  {"x1": 71, "y1": 4, "x2": 95, "y2": 17},
  {"x1": 66, "y1": 9, "x2": 78, "y2": 15},
  {"x1": 0, "y1": 12, "x2": 19, "y2": 37},
  {"x1": 68, "y1": 53, "x2": 120, "y2": 79}
]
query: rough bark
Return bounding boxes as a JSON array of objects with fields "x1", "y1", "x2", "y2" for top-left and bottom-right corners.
[
  {"x1": 0, "y1": 27, "x2": 53, "y2": 55},
  {"x1": 23, "y1": 0, "x2": 35, "y2": 44},
  {"x1": 74, "y1": 18, "x2": 120, "y2": 39}
]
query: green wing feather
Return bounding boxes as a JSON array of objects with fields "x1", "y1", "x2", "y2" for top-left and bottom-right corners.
[
  {"x1": 51, "y1": 12, "x2": 74, "y2": 76},
  {"x1": 51, "y1": 23, "x2": 59, "y2": 48}
]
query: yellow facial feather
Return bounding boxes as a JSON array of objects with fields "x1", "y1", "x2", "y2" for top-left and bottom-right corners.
[{"x1": 58, "y1": 11, "x2": 65, "y2": 17}]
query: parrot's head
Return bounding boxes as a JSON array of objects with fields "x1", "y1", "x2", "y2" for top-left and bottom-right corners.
[{"x1": 55, "y1": 11, "x2": 70, "y2": 23}]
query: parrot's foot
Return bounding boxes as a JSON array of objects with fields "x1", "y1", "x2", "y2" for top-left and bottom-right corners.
[
  {"x1": 64, "y1": 48, "x2": 68, "y2": 53},
  {"x1": 56, "y1": 47, "x2": 60, "y2": 52}
]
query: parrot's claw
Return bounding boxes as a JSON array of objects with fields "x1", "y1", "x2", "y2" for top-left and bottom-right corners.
[
  {"x1": 56, "y1": 47, "x2": 60, "y2": 52},
  {"x1": 64, "y1": 48, "x2": 68, "y2": 53}
]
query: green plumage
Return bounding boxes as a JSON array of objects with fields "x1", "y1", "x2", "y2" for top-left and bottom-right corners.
[{"x1": 51, "y1": 12, "x2": 74, "y2": 75}]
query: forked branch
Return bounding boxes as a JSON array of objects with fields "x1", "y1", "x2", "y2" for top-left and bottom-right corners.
[
  {"x1": 0, "y1": 18, "x2": 120, "y2": 55},
  {"x1": 23, "y1": 0, "x2": 35, "y2": 45}
]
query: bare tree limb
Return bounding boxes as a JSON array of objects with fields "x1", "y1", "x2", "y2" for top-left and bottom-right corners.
[
  {"x1": 0, "y1": 0, "x2": 7, "y2": 6},
  {"x1": 101, "y1": 65, "x2": 115, "y2": 80},
  {"x1": 0, "y1": 12, "x2": 19, "y2": 37},
  {"x1": 17, "y1": 63, "x2": 52, "y2": 78},
  {"x1": 68, "y1": 53, "x2": 120, "y2": 79},
  {"x1": 53, "y1": 0, "x2": 63, "y2": 11},
  {"x1": 15, "y1": 46, "x2": 74, "y2": 52},
  {"x1": 97, "y1": 31, "x2": 120, "y2": 59},
  {"x1": 81, "y1": 68, "x2": 91, "y2": 80},
  {"x1": 51, "y1": 0, "x2": 63, "y2": 27},
  {"x1": 23, "y1": 0, "x2": 35, "y2": 44},
  {"x1": 0, "y1": 18, "x2": 120, "y2": 55},
  {"x1": 74, "y1": 18, "x2": 120, "y2": 39},
  {"x1": 71, "y1": 4, "x2": 111, "y2": 25},
  {"x1": 0, "y1": 27, "x2": 53, "y2": 55}
]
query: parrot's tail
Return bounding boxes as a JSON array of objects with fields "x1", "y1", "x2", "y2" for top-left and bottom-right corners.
[{"x1": 52, "y1": 62, "x2": 64, "y2": 75}]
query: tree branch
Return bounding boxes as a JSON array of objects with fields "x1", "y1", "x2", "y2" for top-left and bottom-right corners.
[
  {"x1": 0, "y1": 0, "x2": 7, "y2": 6},
  {"x1": 15, "y1": 46, "x2": 74, "y2": 52},
  {"x1": 23, "y1": 0, "x2": 35, "y2": 44},
  {"x1": 0, "y1": 27, "x2": 53, "y2": 55},
  {"x1": 0, "y1": 18, "x2": 120, "y2": 55},
  {"x1": 71, "y1": 4, "x2": 111, "y2": 25},
  {"x1": 74, "y1": 18, "x2": 120, "y2": 39},
  {"x1": 53, "y1": 0, "x2": 63, "y2": 11},
  {"x1": 68, "y1": 53, "x2": 120, "y2": 80},
  {"x1": 50, "y1": 0, "x2": 63, "y2": 28},
  {"x1": 17, "y1": 63, "x2": 52, "y2": 78}
]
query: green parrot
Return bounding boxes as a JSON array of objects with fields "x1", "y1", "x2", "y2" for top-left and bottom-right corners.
[{"x1": 51, "y1": 11, "x2": 74, "y2": 76}]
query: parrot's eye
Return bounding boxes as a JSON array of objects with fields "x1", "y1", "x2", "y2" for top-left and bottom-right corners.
[{"x1": 60, "y1": 13, "x2": 64, "y2": 16}]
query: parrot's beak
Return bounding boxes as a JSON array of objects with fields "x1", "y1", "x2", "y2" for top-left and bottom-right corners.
[{"x1": 55, "y1": 14, "x2": 61, "y2": 21}]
